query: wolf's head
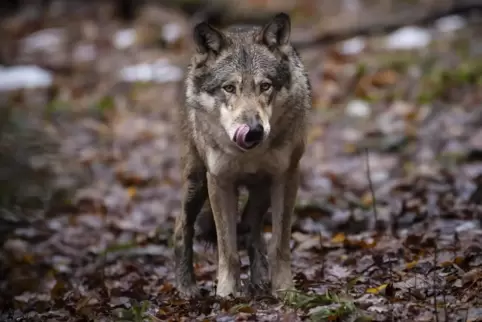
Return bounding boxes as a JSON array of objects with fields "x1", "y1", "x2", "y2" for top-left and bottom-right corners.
[{"x1": 187, "y1": 13, "x2": 297, "y2": 152}]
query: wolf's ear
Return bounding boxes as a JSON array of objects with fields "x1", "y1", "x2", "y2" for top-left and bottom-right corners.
[
  {"x1": 259, "y1": 13, "x2": 291, "y2": 48},
  {"x1": 193, "y1": 22, "x2": 226, "y2": 55}
]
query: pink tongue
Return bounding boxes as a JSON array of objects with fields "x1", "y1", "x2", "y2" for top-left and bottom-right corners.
[{"x1": 235, "y1": 125, "x2": 251, "y2": 147}]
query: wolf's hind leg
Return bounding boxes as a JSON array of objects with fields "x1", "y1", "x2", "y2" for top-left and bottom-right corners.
[
  {"x1": 174, "y1": 154, "x2": 208, "y2": 298},
  {"x1": 240, "y1": 182, "x2": 271, "y2": 295}
]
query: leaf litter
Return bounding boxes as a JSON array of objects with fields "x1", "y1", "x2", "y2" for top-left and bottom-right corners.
[{"x1": 1, "y1": 1, "x2": 482, "y2": 321}]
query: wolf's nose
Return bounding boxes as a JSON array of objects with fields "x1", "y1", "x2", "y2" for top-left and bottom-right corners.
[{"x1": 245, "y1": 123, "x2": 264, "y2": 144}]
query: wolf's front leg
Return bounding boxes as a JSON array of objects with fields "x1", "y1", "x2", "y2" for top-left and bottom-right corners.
[
  {"x1": 206, "y1": 173, "x2": 241, "y2": 297},
  {"x1": 269, "y1": 167, "x2": 300, "y2": 295},
  {"x1": 174, "y1": 164, "x2": 207, "y2": 298}
]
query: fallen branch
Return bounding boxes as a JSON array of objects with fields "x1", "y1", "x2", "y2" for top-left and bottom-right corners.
[
  {"x1": 293, "y1": 0, "x2": 482, "y2": 48},
  {"x1": 195, "y1": 0, "x2": 482, "y2": 48}
]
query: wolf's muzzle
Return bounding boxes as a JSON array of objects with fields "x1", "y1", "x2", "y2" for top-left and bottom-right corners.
[{"x1": 233, "y1": 123, "x2": 264, "y2": 150}]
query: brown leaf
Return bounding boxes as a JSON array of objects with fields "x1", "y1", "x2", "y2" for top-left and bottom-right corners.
[
  {"x1": 331, "y1": 232, "x2": 346, "y2": 243},
  {"x1": 127, "y1": 186, "x2": 137, "y2": 198},
  {"x1": 229, "y1": 303, "x2": 256, "y2": 314},
  {"x1": 462, "y1": 268, "x2": 482, "y2": 285},
  {"x1": 159, "y1": 282, "x2": 174, "y2": 293},
  {"x1": 371, "y1": 69, "x2": 399, "y2": 87}
]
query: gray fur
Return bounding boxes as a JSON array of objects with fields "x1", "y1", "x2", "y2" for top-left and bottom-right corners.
[{"x1": 174, "y1": 13, "x2": 312, "y2": 299}]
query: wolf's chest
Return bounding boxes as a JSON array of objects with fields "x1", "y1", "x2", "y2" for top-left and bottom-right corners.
[{"x1": 205, "y1": 145, "x2": 291, "y2": 178}]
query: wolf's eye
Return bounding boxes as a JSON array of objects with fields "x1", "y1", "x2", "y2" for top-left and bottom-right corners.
[
  {"x1": 260, "y1": 82, "x2": 272, "y2": 92},
  {"x1": 223, "y1": 85, "x2": 235, "y2": 93}
]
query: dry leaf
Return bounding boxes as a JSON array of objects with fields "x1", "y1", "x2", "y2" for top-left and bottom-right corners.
[
  {"x1": 127, "y1": 186, "x2": 137, "y2": 198},
  {"x1": 405, "y1": 260, "x2": 418, "y2": 270},
  {"x1": 331, "y1": 232, "x2": 346, "y2": 243},
  {"x1": 366, "y1": 284, "x2": 387, "y2": 294},
  {"x1": 462, "y1": 268, "x2": 482, "y2": 285}
]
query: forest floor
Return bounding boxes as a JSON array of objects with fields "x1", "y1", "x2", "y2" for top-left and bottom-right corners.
[{"x1": 0, "y1": 1, "x2": 481, "y2": 321}]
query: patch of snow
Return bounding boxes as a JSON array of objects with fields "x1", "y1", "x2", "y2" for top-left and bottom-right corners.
[
  {"x1": 340, "y1": 37, "x2": 365, "y2": 55},
  {"x1": 119, "y1": 59, "x2": 183, "y2": 83},
  {"x1": 435, "y1": 15, "x2": 466, "y2": 33},
  {"x1": 346, "y1": 99, "x2": 371, "y2": 118},
  {"x1": 113, "y1": 28, "x2": 137, "y2": 50},
  {"x1": 0, "y1": 65, "x2": 53, "y2": 91},
  {"x1": 162, "y1": 23, "x2": 183, "y2": 44},
  {"x1": 386, "y1": 26, "x2": 431, "y2": 50},
  {"x1": 22, "y1": 28, "x2": 65, "y2": 53}
]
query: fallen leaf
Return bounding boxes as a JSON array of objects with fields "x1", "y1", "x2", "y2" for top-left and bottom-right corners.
[
  {"x1": 366, "y1": 284, "x2": 387, "y2": 294},
  {"x1": 405, "y1": 260, "x2": 418, "y2": 270},
  {"x1": 371, "y1": 69, "x2": 399, "y2": 87},
  {"x1": 360, "y1": 191, "x2": 374, "y2": 206},
  {"x1": 331, "y1": 232, "x2": 346, "y2": 243},
  {"x1": 462, "y1": 268, "x2": 482, "y2": 285},
  {"x1": 229, "y1": 303, "x2": 256, "y2": 314},
  {"x1": 326, "y1": 264, "x2": 351, "y2": 280},
  {"x1": 127, "y1": 186, "x2": 137, "y2": 198}
]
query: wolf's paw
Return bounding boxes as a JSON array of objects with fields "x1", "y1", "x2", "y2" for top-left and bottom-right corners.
[
  {"x1": 176, "y1": 282, "x2": 201, "y2": 299},
  {"x1": 215, "y1": 278, "x2": 243, "y2": 298},
  {"x1": 215, "y1": 286, "x2": 243, "y2": 298}
]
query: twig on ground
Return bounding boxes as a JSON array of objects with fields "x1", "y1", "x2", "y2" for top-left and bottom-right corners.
[
  {"x1": 433, "y1": 240, "x2": 439, "y2": 322},
  {"x1": 442, "y1": 284, "x2": 448, "y2": 322},
  {"x1": 364, "y1": 148, "x2": 379, "y2": 226}
]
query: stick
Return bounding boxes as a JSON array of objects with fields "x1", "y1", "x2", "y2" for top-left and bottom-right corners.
[{"x1": 364, "y1": 148, "x2": 379, "y2": 223}]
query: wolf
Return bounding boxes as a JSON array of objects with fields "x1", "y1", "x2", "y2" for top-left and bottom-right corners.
[{"x1": 173, "y1": 12, "x2": 312, "y2": 298}]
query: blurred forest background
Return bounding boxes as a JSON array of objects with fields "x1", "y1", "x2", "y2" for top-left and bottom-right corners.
[{"x1": 0, "y1": 0, "x2": 481, "y2": 321}]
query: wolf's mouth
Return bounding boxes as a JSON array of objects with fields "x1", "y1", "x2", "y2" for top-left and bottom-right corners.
[{"x1": 233, "y1": 124, "x2": 261, "y2": 150}]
